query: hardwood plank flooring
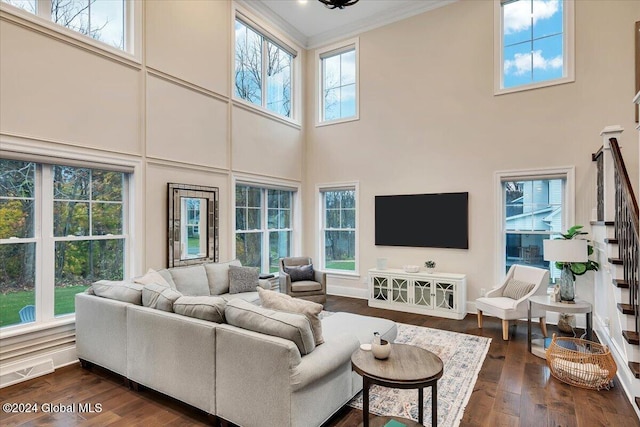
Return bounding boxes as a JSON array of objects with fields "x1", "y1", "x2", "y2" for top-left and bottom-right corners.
[{"x1": 0, "y1": 295, "x2": 637, "y2": 427}]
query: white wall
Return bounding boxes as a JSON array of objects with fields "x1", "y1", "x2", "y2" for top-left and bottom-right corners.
[{"x1": 303, "y1": 0, "x2": 640, "y2": 304}]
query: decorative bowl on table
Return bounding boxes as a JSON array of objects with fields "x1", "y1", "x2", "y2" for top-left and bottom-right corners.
[
  {"x1": 372, "y1": 339, "x2": 392, "y2": 360},
  {"x1": 403, "y1": 265, "x2": 420, "y2": 273}
]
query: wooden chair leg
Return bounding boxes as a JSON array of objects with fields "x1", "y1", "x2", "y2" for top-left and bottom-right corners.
[
  {"x1": 502, "y1": 319, "x2": 510, "y2": 340},
  {"x1": 539, "y1": 317, "x2": 548, "y2": 337},
  {"x1": 477, "y1": 310, "x2": 483, "y2": 328}
]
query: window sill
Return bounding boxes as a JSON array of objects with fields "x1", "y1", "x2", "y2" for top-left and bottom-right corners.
[
  {"x1": 0, "y1": 316, "x2": 76, "y2": 340},
  {"x1": 494, "y1": 76, "x2": 575, "y2": 96},
  {"x1": 232, "y1": 98, "x2": 301, "y2": 130},
  {"x1": 325, "y1": 271, "x2": 360, "y2": 279},
  {"x1": 316, "y1": 115, "x2": 360, "y2": 128}
]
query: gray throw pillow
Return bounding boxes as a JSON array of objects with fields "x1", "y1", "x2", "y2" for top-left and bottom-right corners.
[
  {"x1": 169, "y1": 265, "x2": 210, "y2": 296},
  {"x1": 502, "y1": 279, "x2": 536, "y2": 300},
  {"x1": 228, "y1": 265, "x2": 260, "y2": 294},
  {"x1": 284, "y1": 264, "x2": 314, "y2": 282},
  {"x1": 173, "y1": 296, "x2": 226, "y2": 323},
  {"x1": 142, "y1": 283, "x2": 182, "y2": 312},
  {"x1": 258, "y1": 288, "x2": 324, "y2": 345},
  {"x1": 91, "y1": 280, "x2": 143, "y2": 305},
  {"x1": 225, "y1": 299, "x2": 316, "y2": 355}
]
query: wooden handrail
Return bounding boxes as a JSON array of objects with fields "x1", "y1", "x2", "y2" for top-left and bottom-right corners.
[
  {"x1": 592, "y1": 145, "x2": 604, "y2": 161},
  {"x1": 610, "y1": 137, "x2": 639, "y2": 237}
]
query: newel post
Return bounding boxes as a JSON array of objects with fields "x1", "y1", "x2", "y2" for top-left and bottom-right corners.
[{"x1": 600, "y1": 125, "x2": 624, "y2": 222}]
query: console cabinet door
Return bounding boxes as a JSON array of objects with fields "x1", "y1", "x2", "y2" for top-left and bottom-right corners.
[
  {"x1": 371, "y1": 275, "x2": 389, "y2": 301},
  {"x1": 391, "y1": 277, "x2": 409, "y2": 304},
  {"x1": 413, "y1": 279, "x2": 433, "y2": 308},
  {"x1": 433, "y1": 280, "x2": 456, "y2": 312}
]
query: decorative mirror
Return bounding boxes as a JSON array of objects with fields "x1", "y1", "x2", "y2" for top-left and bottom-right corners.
[{"x1": 168, "y1": 183, "x2": 219, "y2": 267}]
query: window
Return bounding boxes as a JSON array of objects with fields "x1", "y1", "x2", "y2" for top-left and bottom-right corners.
[
  {"x1": 320, "y1": 186, "x2": 357, "y2": 273},
  {"x1": 496, "y1": 0, "x2": 574, "y2": 93},
  {"x1": 234, "y1": 17, "x2": 294, "y2": 119},
  {"x1": 498, "y1": 168, "x2": 574, "y2": 286},
  {"x1": 0, "y1": 159, "x2": 129, "y2": 329},
  {"x1": 2, "y1": 0, "x2": 127, "y2": 51},
  {"x1": 235, "y1": 184, "x2": 295, "y2": 273},
  {"x1": 318, "y1": 40, "x2": 358, "y2": 124}
]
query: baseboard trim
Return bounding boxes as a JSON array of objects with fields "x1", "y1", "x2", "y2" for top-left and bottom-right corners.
[
  {"x1": 327, "y1": 285, "x2": 368, "y2": 299},
  {"x1": 0, "y1": 345, "x2": 77, "y2": 388}
]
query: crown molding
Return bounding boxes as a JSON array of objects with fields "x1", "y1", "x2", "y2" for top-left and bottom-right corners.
[{"x1": 235, "y1": 0, "x2": 308, "y2": 48}]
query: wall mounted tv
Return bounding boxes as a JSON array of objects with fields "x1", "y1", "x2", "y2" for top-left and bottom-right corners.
[{"x1": 375, "y1": 192, "x2": 469, "y2": 249}]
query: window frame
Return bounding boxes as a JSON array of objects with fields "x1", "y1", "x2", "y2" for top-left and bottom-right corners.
[
  {"x1": 315, "y1": 38, "x2": 360, "y2": 127},
  {"x1": 232, "y1": 176, "x2": 300, "y2": 275},
  {"x1": 0, "y1": 0, "x2": 141, "y2": 62},
  {"x1": 494, "y1": 166, "x2": 575, "y2": 285},
  {"x1": 317, "y1": 182, "x2": 359, "y2": 276},
  {"x1": 232, "y1": 7, "x2": 301, "y2": 125},
  {"x1": 494, "y1": 0, "x2": 575, "y2": 95}
]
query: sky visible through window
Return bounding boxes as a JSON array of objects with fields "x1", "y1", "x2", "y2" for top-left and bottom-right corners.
[{"x1": 503, "y1": 0, "x2": 563, "y2": 88}]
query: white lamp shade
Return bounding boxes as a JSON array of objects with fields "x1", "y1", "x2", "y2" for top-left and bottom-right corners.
[{"x1": 543, "y1": 239, "x2": 588, "y2": 262}]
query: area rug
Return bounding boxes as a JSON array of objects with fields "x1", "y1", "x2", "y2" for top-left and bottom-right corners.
[{"x1": 347, "y1": 323, "x2": 491, "y2": 427}]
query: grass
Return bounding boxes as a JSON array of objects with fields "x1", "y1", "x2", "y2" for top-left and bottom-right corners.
[
  {"x1": 0, "y1": 285, "x2": 89, "y2": 327},
  {"x1": 326, "y1": 260, "x2": 355, "y2": 271}
]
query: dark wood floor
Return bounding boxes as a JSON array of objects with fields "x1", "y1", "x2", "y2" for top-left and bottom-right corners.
[{"x1": 1, "y1": 295, "x2": 638, "y2": 427}]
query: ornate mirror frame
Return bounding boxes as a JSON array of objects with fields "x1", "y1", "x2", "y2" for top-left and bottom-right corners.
[{"x1": 168, "y1": 183, "x2": 219, "y2": 268}]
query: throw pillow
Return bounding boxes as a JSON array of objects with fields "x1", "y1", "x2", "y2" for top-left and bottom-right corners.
[
  {"x1": 173, "y1": 296, "x2": 226, "y2": 323},
  {"x1": 502, "y1": 279, "x2": 536, "y2": 300},
  {"x1": 134, "y1": 268, "x2": 172, "y2": 288},
  {"x1": 204, "y1": 260, "x2": 242, "y2": 295},
  {"x1": 225, "y1": 299, "x2": 316, "y2": 355},
  {"x1": 91, "y1": 280, "x2": 143, "y2": 305},
  {"x1": 142, "y1": 283, "x2": 183, "y2": 312},
  {"x1": 284, "y1": 264, "x2": 315, "y2": 282},
  {"x1": 258, "y1": 288, "x2": 324, "y2": 345},
  {"x1": 228, "y1": 265, "x2": 260, "y2": 294},
  {"x1": 169, "y1": 265, "x2": 211, "y2": 296}
]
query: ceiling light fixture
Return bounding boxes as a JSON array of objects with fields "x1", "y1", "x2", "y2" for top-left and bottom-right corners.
[{"x1": 318, "y1": 0, "x2": 360, "y2": 10}]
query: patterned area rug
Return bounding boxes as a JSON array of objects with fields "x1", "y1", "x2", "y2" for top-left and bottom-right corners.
[{"x1": 347, "y1": 323, "x2": 491, "y2": 427}]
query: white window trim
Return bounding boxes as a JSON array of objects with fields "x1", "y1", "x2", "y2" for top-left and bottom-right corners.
[
  {"x1": 494, "y1": 166, "x2": 575, "y2": 284},
  {"x1": 493, "y1": 0, "x2": 575, "y2": 96},
  {"x1": 231, "y1": 3, "x2": 302, "y2": 126},
  {"x1": 315, "y1": 37, "x2": 360, "y2": 127},
  {"x1": 316, "y1": 181, "x2": 359, "y2": 277},
  {"x1": 0, "y1": 0, "x2": 142, "y2": 64},
  {"x1": 231, "y1": 175, "x2": 301, "y2": 271},
  {"x1": 0, "y1": 135, "x2": 143, "y2": 335}
]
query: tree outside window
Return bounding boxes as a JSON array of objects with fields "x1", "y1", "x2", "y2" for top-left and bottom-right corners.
[{"x1": 321, "y1": 188, "x2": 356, "y2": 272}]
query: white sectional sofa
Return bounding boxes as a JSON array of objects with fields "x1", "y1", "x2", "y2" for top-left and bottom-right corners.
[{"x1": 75, "y1": 261, "x2": 397, "y2": 427}]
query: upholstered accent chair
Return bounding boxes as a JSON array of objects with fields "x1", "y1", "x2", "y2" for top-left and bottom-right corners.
[
  {"x1": 279, "y1": 257, "x2": 327, "y2": 304},
  {"x1": 476, "y1": 264, "x2": 549, "y2": 340}
]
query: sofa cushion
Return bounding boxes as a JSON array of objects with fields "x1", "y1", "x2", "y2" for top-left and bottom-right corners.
[
  {"x1": 90, "y1": 280, "x2": 143, "y2": 305},
  {"x1": 220, "y1": 292, "x2": 260, "y2": 305},
  {"x1": 228, "y1": 265, "x2": 259, "y2": 294},
  {"x1": 290, "y1": 280, "x2": 322, "y2": 292},
  {"x1": 502, "y1": 279, "x2": 535, "y2": 300},
  {"x1": 173, "y1": 296, "x2": 226, "y2": 323},
  {"x1": 169, "y1": 265, "x2": 210, "y2": 296},
  {"x1": 142, "y1": 283, "x2": 182, "y2": 312},
  {"x1": 225, "y1": 299, "x2": 316, "y2": 355},
  {"x1": 156, "y1": 269, "x2": 177, "y2": 290},
  {"x1": 258, "y1": 288, "x2": 324, "y2": 345},
  {"x1": 134, "y1": 268, "x2": 172, "y2": 288},
  {"x1": 284, "y1": 264, "x2": 314, "y2": 282},
  {"x1": 204, "y1": 260, "x2": 242, "y2": 295}
]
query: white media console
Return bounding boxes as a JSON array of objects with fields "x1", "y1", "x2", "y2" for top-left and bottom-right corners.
[{"x1": 368, "y1": 268, "x2": 467, "y2": 320}]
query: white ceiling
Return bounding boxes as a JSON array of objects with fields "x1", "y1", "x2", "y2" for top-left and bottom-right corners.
[{"x1": 237, "y1": 0, "x2": 456, "y2": 49}]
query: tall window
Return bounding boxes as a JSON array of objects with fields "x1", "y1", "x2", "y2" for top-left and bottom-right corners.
[
  {"x1": 2, "y1": 0, "x2": 127, "y2": 51},
  {"x1": 235, "y1": 184, "x2": 294, "y2": 273},
  {"x1": 234, "y1": 18, "x2": 294, "y2": 119},
  {"x1": 320, "y1": 187, "x2": 357, "y2": 272},
  {"x1": 318, "y1": 40, "x2": 358, "y2": 123},
  {"x1": 500, "y1": 172, "x2": 572, "y2": 284},
  {"x1": 0, "y1": 159, "x2": 129, "y2": 329},
  {"x1": 496, "y1": 0, "x2": 574, "y2": 92}
]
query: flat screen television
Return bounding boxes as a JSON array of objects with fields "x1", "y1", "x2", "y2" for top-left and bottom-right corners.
[{"x1": 375, "y1": 192, "x2": 469, "y2": 249}]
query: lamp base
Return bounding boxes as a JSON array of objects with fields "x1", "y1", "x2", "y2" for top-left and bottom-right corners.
[{"x1": 559, "y1": 264, "x2": 575, "y2": 302}]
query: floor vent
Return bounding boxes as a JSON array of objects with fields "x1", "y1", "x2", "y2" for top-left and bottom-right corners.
[{"x1": 0, "y1": 358, "x2": 54, "y2": 388}]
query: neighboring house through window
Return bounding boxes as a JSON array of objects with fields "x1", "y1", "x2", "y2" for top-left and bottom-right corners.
[
  {"x1": 495, "y1": 0, "x2": 574, "y2": 93},
  {"x1": 317, "y1": 38, "x2": 359, "y2": 124},
  {"x1": 319, "y1": 184, "x2": 358, "y2": 273},
  {"x1": 235, "y1": 183, "x2": 296, "y2": 273},
  {"x1": 0, "y1": 159, "x2": 130, "y2": 329}
]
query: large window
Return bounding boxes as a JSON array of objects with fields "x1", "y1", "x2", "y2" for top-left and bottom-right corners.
[
  {"x1": 320, "y1": 186, "x2": 357, "y2": 273},
  {"x1": 496, "y1": 0, "x2": 574, "y2": 93},
  {"x1": 499, "y1": 169, "x2": 573, "y2": 285},
  {"x1": 0, "y1": 159, "x2": 129, "y2": 329},
  {"x1": 234, "y1": 17, "x2": 294, "y2": 119},
  {"x1": 318, "y1": 40, "x2": 358, "y2": 124},
  {"x1": 2, "y1": 0, "x2": 128, "y2": 51},
  {"x1": 235, "y1": 184, "x2": 294, "y2": 273}
]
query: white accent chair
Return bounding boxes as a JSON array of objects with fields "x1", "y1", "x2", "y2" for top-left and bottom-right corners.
[{"x1": 476, "y1": 264, "x2": 549, "y2": 341}]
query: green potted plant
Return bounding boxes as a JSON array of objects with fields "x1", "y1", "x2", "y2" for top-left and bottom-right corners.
[{"x1": 424, "y1": 260, "x2": 436, "y2": 273}]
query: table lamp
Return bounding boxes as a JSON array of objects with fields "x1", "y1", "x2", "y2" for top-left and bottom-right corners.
[{"x1": 543, "y1": 239, "x2": 588, "y2": 303}]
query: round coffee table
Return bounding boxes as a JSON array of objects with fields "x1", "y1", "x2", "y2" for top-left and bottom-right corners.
[{"x1": 351, "y1": 343, "x2": 444, "y2": 427}]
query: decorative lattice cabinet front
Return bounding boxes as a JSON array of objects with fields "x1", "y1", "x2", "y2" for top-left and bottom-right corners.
[{"x1": 368, "y1": 268, "x2": 467, "y2": 320}]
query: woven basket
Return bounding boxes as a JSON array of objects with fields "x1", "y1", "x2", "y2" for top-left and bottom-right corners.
[{"x1": 545, "y1": 334, "x2": 617, "y2": 390}]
